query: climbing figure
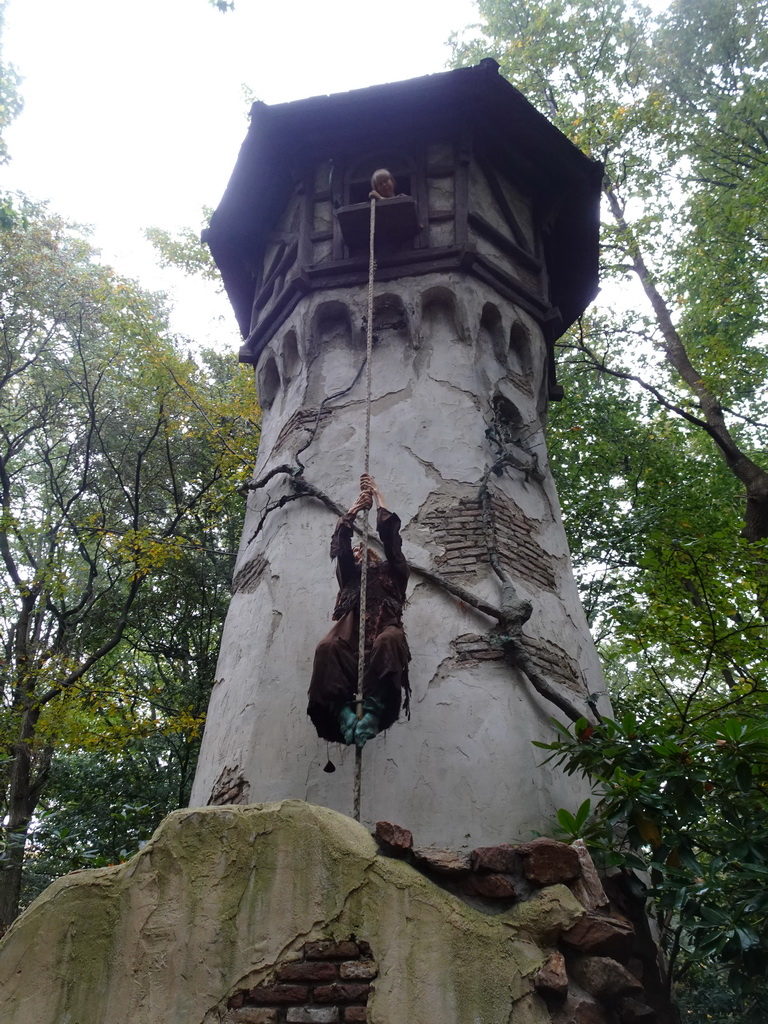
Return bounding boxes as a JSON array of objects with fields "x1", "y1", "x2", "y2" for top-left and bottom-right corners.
[{"x1": 307, "y1": 474, "x2": 411, "y2": 749}]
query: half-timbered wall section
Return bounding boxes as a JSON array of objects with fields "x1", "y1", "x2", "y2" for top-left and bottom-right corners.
[
  {"x1": 244, "y1": 145, "x2": 560, "y2": 384},
  {"x1": 206, "y1": 60, "x2": 601, "y2": 394}
]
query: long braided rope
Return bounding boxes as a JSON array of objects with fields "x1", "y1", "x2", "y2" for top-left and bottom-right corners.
[{"x1": 353, "y1": 196, "x2": 377, "y2": 823}]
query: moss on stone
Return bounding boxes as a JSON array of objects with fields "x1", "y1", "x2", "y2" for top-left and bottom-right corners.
[
  {"x1": 503, "y1": 883, "x2": 586, "y2": 945},
  {"x1": 0, "y1": 801, "x2": 580, "y2": 1024}
]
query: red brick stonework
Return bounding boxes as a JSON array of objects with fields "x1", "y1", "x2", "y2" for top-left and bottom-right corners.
[
  {"x1": 419, "y1": 493, "x2": 560, "y2": 592},
  {"x1": 450, "y1": 632, "x2": 586, "y2": 696},
  {"x1": 370, "y1": 824, "x2": 677, "y2": 1024},
  {"x1": 232, "y1": 554, "x2": 269, "y2": 595},
  {"x1": 226, "y1": 939, "x2": 376, "y2": 1024}
]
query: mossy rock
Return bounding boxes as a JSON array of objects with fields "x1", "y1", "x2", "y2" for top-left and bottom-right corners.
[{"x1": 0, "y1": 800, "x2": 578, "y2": 1024}]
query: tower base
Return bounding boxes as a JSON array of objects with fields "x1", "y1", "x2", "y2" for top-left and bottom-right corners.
[{"x1": 0, "y1": 801, "x2": 673, "y2": 1023}]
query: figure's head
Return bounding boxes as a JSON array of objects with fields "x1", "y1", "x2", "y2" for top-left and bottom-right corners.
[
  {"x1": 353, "y1": 544, "x2": 381, "y2": 565},
  {"x1": 371, "y1": 168, "x2": 396, "y2": 198}
]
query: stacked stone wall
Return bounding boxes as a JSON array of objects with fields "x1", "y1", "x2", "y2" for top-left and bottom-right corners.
[
  {"x1": 225, "y1": 939, "x2": 376, "y2": 1024},
  {"x1": 450, "y1": 632, "x2": 585, "y2": 697},
  {"x1": 0, "y1": 802, "x2": 674, "y2": 1024},
  {"x1": 373, "y1": 820, "x2": 673, "y2": 1024},
  {"x1": 419, "y1": 494, "x2": 558, "y2": 591}
]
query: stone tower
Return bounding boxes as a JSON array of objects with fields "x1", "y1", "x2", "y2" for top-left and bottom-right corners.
[
  {"x1": 190, "y1": 60, "x2": 607, "y2": 848},
  {"x1": 1, "y1": 65, "x2": 677, "y2": 1024}
]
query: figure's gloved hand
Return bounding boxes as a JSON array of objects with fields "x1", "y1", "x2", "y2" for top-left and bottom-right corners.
[{"x1": 338, "y1": 705, "x2": 358, "y2": 745}]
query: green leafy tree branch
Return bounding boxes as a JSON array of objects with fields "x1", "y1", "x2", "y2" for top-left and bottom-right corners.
[{"x1": 0, "y1": 196, "x2": 259, "y2": 929}]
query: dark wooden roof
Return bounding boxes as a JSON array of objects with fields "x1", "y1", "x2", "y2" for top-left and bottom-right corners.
[{"x1": 206, "y1": 60, "x2": 601, "y2": 340}]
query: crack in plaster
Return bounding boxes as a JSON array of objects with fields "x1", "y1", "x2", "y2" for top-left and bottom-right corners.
[
  {"x1": 400, "y1": 447, "x2": 445, "y2": 491},
  {"x1": 401, "y1": 445, "x2": 469, "y2": 490},
  {"x1": 425, "y1": 371, "x2": 483, "y2": 410},
  {"x1": 263, "y1": 609, "x2": 284, "y2": 651},
  {"x1": 206, "y1": 850, "x2": 378, "y2": 1024},
  {"x1": 314, "y1": 384, "x2": 412, "y2": 419},
  {"x1": 417, "y1": 657, "x2": 453, "y2": 701},
  {"x1": 303, "y1": 758, "x2": 317, "y2": 789},
  {"x1": 423, "y1": 656, "x2": 505, "y2": 699}
]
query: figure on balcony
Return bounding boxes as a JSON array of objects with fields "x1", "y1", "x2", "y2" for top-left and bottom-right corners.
[{"x1": 369, "y1": 168, "x2": 402, "y2": 200}]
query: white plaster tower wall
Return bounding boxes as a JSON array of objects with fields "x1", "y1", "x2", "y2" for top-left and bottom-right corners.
[
  {"x1": 191, "y1": 63, "x2": 607, "y2": 848},
  {"x1": 191, "y1": 277, "x2": 605, "y2": 846}
]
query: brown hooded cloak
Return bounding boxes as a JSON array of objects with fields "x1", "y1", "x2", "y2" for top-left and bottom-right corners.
[{"x1": 307, "y1": 507, "x2": 411, "y2": 743}]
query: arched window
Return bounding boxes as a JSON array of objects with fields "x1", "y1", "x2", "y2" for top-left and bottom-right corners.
[
  {"x1": 282, "y1": 329, "x2": 300, "y2": 381},
  {"x1": 258, "y1": 354, "x2": 281, "y2": 409},
  {"x1": 479, "y1": 302, "x2": 505, "y2": 362},
  {"x1": 509, "y1": 320, "x2": 533, "y2": 377}
]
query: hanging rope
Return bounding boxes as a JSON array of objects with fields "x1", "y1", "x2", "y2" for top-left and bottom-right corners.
[{"x1": 353, "y1": 196, "x2": 377, "y2": 822}]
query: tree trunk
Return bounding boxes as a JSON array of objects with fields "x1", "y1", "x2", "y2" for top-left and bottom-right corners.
[
  {"x1": 606, "y1": 187, "x2": 768, "y2": 541},
  {"x1": 0, "y1": 705, "x2": 49, "y2": 931},
  {"x1": 0, "y1": 821, "x2": 28, "y2": 934}
]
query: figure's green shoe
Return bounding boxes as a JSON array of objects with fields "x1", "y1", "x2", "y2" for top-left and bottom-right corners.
[
  {"x1": 354, "y1": 698, "x2": 384, "y2": 748},
  {"x1": 354, "y1": 712, "x2": 380, "y2": 748},
  {"x1": 338, "y1": 705, "x2": 358, "y2": 745}
]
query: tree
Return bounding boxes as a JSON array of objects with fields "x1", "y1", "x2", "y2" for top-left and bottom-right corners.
[
  {"x1": 543, "y1": 358, "x2": 768, "y2": 1015},
  {"x1": 0, "y1": 0, "x2": 22, "y2": 165},
  {"x1": 452, "y1": 0, "x2": 768, "y2": 1013},
  {"x1": 145, "y1": 209, "x2": 221, "y2": 284},
  {"x1": 18, "y1": 345, "x2": 255, "y2": 910},
  {"x1": 452, "y1": 0, "x2": 768, "y2": 540},
  {"x1": 0, "y1": 197, "x2": 259, "y2": 928}
]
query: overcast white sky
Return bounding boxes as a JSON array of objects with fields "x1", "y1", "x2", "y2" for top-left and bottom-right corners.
[{"x1": 1, "y1": 0, "x2": 479, "y2": 345}]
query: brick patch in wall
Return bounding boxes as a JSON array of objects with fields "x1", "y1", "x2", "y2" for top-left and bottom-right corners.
[
  {"x1": 418, "y1": 493, "x2": 558, "y2": 592},
  {"x1": 227, "y1": 1010, "x2": 279, "y2": 1023},
  {"x1": 233, "y1": 554, "x2": 269, "y2": 594},
  {"x1": 451, "y1": 632, "x2": 586, "y2": 695},
  {"x1": 452, "y1": 634, "x2": 504, "y2": 663},
  {"x1": 225, "y1": 938, "x2": 376, "y2": 1024},
  {"x1": 523, "y1": 634, "x2": 586, "y2": 696},
  {"x1": 208, "y1": 765, "x2": 251, "y2": 806},
  {"x1": 490, "y1": 494, "x2": 557, "y2": 591},
  {"x1": 419, "y1": 496, "x2": 487, "y2": 580}
]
